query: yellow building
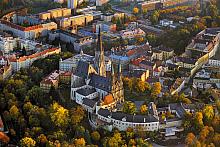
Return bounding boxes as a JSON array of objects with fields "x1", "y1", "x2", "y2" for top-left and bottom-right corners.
[
  {"x1": 39, "y1": 12, "x2": 51, "y2": 20},
  {"x1": 39, "y1": 8, "x2": 72, "y2": 20},
  {"x1": 60, "y1": 14, "x2": 93, "y2": 28}
]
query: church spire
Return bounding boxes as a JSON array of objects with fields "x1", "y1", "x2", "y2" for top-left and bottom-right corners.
[
  {"x1": 94, "y1": 26, "x2": 106, "y2": 77},
  {"x1": 118, "y1": 60, "x2": 122, "y2": 80},
  {"x1": 97, "y1": 26, "x2": 103, "y2": 52}
]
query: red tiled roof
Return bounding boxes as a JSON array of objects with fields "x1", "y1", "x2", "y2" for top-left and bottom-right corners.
[
  {"x1": 103, "y1": 94, "x2": 114, "y2": 105},
  {"x1": 9, "y1": 48, "x2": 59, "y2": 62},
  {"x1": 126, "y1": 49, "x2": 136, "y2": 57},
  {"x1": 0, "y1": 19, "x2": 43, "y2": 31}
]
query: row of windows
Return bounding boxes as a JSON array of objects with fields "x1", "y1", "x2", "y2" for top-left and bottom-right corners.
[{"x1": 99, "y1": 116, "x2": 158, "y2": 127}]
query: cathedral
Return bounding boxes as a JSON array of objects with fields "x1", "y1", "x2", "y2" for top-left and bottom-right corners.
[{"x1": 70, "y1": 27, "x2": 124, "y2": 111}]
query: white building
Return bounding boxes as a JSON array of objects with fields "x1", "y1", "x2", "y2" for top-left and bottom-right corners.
[
  {"x1": 9, "y1": 47, "x2": 61, "y2": 71},
  {"x1": 97, "y1": 108, "x2": 159, "y2": 131},
  {"x1": 59, "y1": 51, "x2": 94, "y2": 72},
  {"x1": 0, "y1": 20, "x2": 57, "y2": 39},
  {"x1": 0, "y1": 34, "x2": 19, "y2": 54},
  {"x1": 120, "y1": 28, "x2": 146, "y2": 39}
]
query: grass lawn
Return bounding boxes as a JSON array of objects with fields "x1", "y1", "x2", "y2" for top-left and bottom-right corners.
[{"x1": 124, "y1": 89, "x2": 152, "y2": 102}]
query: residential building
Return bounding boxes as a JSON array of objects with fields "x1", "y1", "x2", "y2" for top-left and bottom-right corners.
[
  {"x1": 59, "y1": 51, "x2": 94, "y2": 72},
  {"x1": 159, "y1": 19, "x2": 173, "y2": 27},
  {"x1": 153, "y1": 46, "x2": 174, "y2": 60},
  {"x1": 40, "y1": 70, "x2": 71, "y2": 92},
  {"x1": 9, "y1": 47, "x2": 61, "y2": 71},
  {"x1": 175, "y1": 57, "x2": 197, "y2": 69},
  {"x1": 124, "y1": 69, "x2": 150, "y2": 82},
  {"x1": 59, "y1": 14, "x2": 93, "y2": 28},
  {"x1": 39, "y1": 8, "x2": 72, "y2": 20},
  {"x1": 96, "y1": 0, "x2": 109, "y2": 6},
  {"x1": 0, "y1": 56, "x2": 12, "y2": 80},
  {"x1": 96, "y1": 108, "x2": 159, "y2": 131},
  {"x1": 0, "y1": 20, "x2": 57, "y2": 39},
  {"x1": 40, "y1": 70, "x2": 60, "y2": 92},
  {"x1": 0, "y1": 34, "x2": 19, "y2": 54},
  {"x1": 152, "y1": 49, "x2": 163, "y2": 60},
  {"x1": 49, "y1": 29, "x2": 94, "y2": 52},
  {"x1": 120, "y1": 28, "x2": 146, "y2": 39},
  {"x1": 93, "y1": 21, "x2": 116, "y2": 33}
]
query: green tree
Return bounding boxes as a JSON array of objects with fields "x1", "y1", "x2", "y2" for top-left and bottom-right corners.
[
  {"x1": 150, "y1": 11, "x2": 160, "y2": 24},
  {"x1": 123, "y1": 101, "x2": 136, "y2": 114}
]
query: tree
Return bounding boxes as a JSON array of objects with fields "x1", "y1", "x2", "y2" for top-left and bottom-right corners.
[
  {"x1": 9, "y1": 105, "x2": 20, "y2": 120},
  {"x1": 105, "y1": 137, "x2": 117, "y2": 147},
  {"x1": 203, "y1": 105, "x2": 214, "y2": 124},
  {"x1": 151, "y1": 82, "x2": 162, "y2": 97},
  {"x1": 135, "y1": 79, "x2": 146, "y2": 92},
  {"x1": 49, "y1": 102, "x2": 70, "y2": 128},
  {"x1": 185, "y1": 133, "x2": 196, "y2": 146},
  {"x1": 70, "y1": 106, "x2": 85, "y2": 126},
  {"x1": 140, "y1": 104, "x2": 148, "y2": 114},
  {"x1": 123, "y1": 101, "x2": 136, "y2": 114},
  {"x1": 37, "y1": 134, "x2": 48, "y2": 146},
  {"x1": 23, "y1": 101, "x2": 33, "y2": 113},
  {"x1": 199, "y1": 126, "x2": 214, "y2": 142},
  {"x1": 74, "y1": 138, "x2": 86, "y2": 146},
  {"x1": 136, "y1": 138, "x2": 152, "y2": 147},
  {"x1": 20, "y1": 137, "x2": 36, "y2": 147},
  {"x1": 91, "y1": 131, "x2": 100, "y2": 142},
  {"x1": 27, "y1": 86, "x2": 46, "y2": 106},
  {"x1": 194, "y1": 112, "x2": 204, "y2": 130},
  {"x1": 150, "y1": 11, "x2": 160, "y2": 24},
  {"x1": 133, "y1": 7, "x2": 139, "y2": 15},
  {"x1": 142, "y1": 8, "x2": 148, "y2": 15},
  {"x1": 213, "y1": 133, "x2": 220, "y2": 146},
  {"x1": 207, "y1": 4, "x2": 219, "y2": 18}
]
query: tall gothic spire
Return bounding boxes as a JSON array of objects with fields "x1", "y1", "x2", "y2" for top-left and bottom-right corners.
[
  {"x1": 94, "y1": 26, "x2": 106, "y2": 77},
  {"x1": 97, "y1": 27, "x2": 103, "y2": 52}
]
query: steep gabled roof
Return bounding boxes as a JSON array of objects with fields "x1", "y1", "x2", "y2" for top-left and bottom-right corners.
[
  {"x1": 75, "y1": 60, "x2": 90, "y2": 78},
  {"x1": 89, "y1": 74, "x2": 112, "y2": 92}
]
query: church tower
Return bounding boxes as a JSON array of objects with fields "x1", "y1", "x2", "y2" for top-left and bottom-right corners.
[
  {"x1": 95, "y1": 27, "x2": 106, "y2": 77},
  {"x1": 118, "y1": 62, "x2": 124, "y2": 102}
]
